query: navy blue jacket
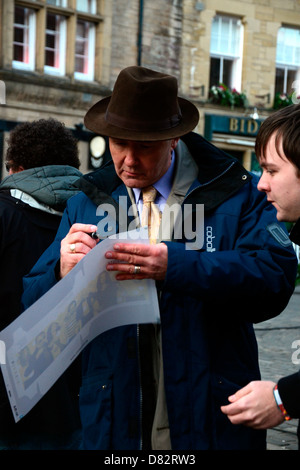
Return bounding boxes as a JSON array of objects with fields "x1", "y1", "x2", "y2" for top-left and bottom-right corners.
[
  {"x1": 277, "y1": 220, "x2": 300, "y2": 420},
  {"x1": 22, "y1": 133, "x2": 297, "y2": 450}
]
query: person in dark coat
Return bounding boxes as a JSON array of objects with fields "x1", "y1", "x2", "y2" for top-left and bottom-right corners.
[
  {"x1": 221, "y1": 104, "x2": 300, "y2": 447},
  {"x1": 22, "y1": 67, "x2": 298, "y2": 450},
  {"x1": 0, "y1": 118, "x2": 82, "y2": 449}
]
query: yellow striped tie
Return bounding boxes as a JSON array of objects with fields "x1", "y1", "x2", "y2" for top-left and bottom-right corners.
[{"x1": 141, "y1": 186, "x2": 161, "y2": 244}]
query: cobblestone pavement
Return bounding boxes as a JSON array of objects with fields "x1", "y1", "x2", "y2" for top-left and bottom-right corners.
[{"x1": 254, "y1": 286, "x2": 300, "y2": 450}]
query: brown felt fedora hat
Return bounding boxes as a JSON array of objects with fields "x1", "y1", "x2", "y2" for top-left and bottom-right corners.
[{"x1": 84, "y1": 66, "x2": 199, "y2": 141}]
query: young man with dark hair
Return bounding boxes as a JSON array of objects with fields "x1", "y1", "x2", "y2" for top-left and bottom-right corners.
[{"x1": 222, "y1": 104, "x2": 300, "y2": 443}]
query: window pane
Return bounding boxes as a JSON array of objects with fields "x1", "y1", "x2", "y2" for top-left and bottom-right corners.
[
  {"x1": 46, "y1": 35, "x2": 55, "y2": 49},
  {"x1": 46, "y1": 50, "x2": 55, "y2": 67},
  {"x1": 47, "y1": 14, "x2": 57, "y2": 31},
  {"x1": 76, "y1": 0, "x2": 96, "y2": 14},
  {"x1": 44, "y1": 13, "x2": 66, "y2": 72},
  {"x1": 209, "y1": 57, "x2": 220, "y2": 88},
  {"x1": 46, "y1": 0, "x2": 67, "y2": 6},
  {"x1": 210, "y1": 15, "x2": 241, "y2": 57},
  {"x1": 13, "y1": 5, "x2": 36, "y2": 70},
  {"x1": 75, "y1": 20, "x2": 89, "y2": 73},
  {"x1": 75, "y1": 57, "x2": 84, "y2": 72},
  {"x1": 275, "y1": 67, "x2": 285, "y2": 94},
  {"x1": 13, "y1": 6, "x2": 32, "y2": 64},
  {"x1": 220, "y1": 16, "x2": 230, "y2": 53},
  {"x1": 75, "y1": 19, "x2": 95, "y2": 80},
  {"x1": 45, "y1": 14, "x2": 59, "y2": 67},
  {"x1": 276, "y1": 27, "x2": 300, "y2": 94},
  {"x1": 209, "y1": 57, "x2": 235, "y2": 88},
  {"x1": 76, "y1": 21, "x2": 85, "y2": 37},
  {"x1": 276, "y1": 27, "x2": 300, "y2": 66},
  {"x1": 223, "y1": 59, "x2": 233, "y2": 85},
  {"x1": 287, "y1": 69, "x2": 298, "y2": 93},
  {"x1": 13, "y1": 44, "x2": 24, "y2": 62},
  {"x1": 76, "y1": 41, "x2": 85, "y2": 55},
  {"x1": 14, "y1": 27, "x2": 24, "y2": 44},
  {"x1": 15, "y1": 6, "x2": 25, "y2": 24}
]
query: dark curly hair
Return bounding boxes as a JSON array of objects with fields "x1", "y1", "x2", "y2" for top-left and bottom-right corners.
[{"x1": 5, "y1": 118, "x2": 80, "y2": 171}]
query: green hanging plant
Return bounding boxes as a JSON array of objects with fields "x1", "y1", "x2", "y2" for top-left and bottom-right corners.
[
  {"x1": 209, "y1": 83, "x2": 248, "y2": 108},
  {"x1": 273, "y1": 92, "x2": 293, "y2": 110}
]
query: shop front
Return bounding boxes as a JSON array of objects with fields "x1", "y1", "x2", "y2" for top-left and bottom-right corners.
[{"x1": 204, "y1": 113, "x2": 264, "y2": 176}]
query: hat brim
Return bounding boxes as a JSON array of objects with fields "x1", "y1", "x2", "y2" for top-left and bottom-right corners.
[{"x1": 84, "y1": 96, "x2": 199, "y2": 141}]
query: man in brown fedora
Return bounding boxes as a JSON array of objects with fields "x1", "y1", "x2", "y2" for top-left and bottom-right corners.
[{"x1": 22, "y1": 66, "x2": 297, "y2": 450}]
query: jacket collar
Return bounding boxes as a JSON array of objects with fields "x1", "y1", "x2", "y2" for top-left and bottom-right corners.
[
  {"x1": 181, "y1": 132, "x2": 251, "y2": 212},
  {"x1": 181, "y1": 132, "x2": 248, "y2": 184}
]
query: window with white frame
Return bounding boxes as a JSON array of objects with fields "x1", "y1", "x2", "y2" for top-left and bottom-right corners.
[
  {"x1": 44, "y1": 13, "x2": 67, "y2": 76},
  {"x1": 13, "y1": 6, "x2": 36, "y2": 70},
  {"x1": 209, "y1": 15, "x2": 244, "y2": 91},
  {"x1": 74, "y1": 20, "x2": 95, "y2": 81},
  {"x1": 76, "y1": 0, "x2": 97, "y2": 14},
  {"x1": 275, "y1": 26, "x2": 300, "y2": 95}
]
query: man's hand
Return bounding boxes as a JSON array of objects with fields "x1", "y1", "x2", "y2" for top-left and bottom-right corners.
[
  {"x1": 105, "y1": 242, "x2": 168, "y2": 281},
  {"x1": 221, "y1": 380, "x2": 285, "y2": 429},
  {"x1": 60, "y1": 223, "x2": 98, "y2": 278}
]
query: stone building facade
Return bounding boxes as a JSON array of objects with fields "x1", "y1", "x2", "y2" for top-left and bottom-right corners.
[{"x1": 0, "y1": 0, "x2": 300, "y2": 176}]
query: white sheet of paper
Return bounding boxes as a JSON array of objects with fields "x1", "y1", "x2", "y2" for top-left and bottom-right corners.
[{"x1": 0, "y1": 228, "x2": 160, "y2": 422}]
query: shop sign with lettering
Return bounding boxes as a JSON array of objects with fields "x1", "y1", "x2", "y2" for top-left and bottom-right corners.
[{"x1": 204, "y1": 114, "x2": 262, "y2": 141}]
